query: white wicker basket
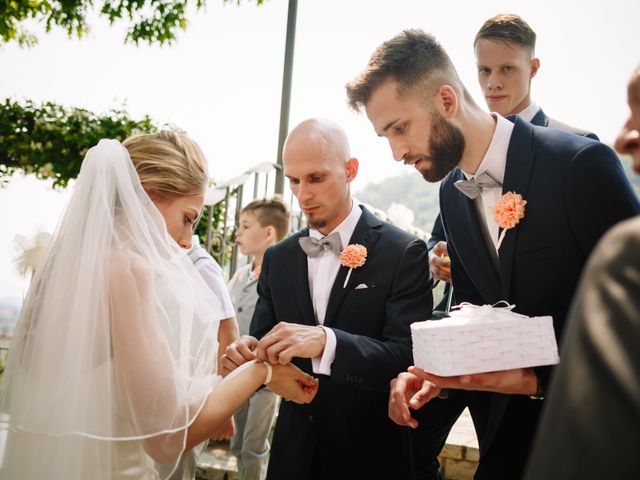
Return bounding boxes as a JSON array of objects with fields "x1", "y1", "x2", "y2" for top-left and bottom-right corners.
[{"x1": 411, "y1": 303, "x2": 559, "y2": 376}]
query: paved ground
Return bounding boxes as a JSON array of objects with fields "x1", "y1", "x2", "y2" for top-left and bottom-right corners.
[{"x1": 196, "y1": 408, "x2": 479, "y2": 480}]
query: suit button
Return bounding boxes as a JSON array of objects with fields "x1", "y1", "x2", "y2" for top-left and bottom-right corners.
[
  {"x1": 308, "y1": 415, "x2": 314, "y2": 423},
  {"x1": 238, "y1": 307, "x2": 243, "y2": 312}
]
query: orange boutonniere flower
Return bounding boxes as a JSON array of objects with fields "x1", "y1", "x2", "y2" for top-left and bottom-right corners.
[
  {"x1": 339, "y1": 243, "x2": 367, "y2": 288},
  {"x1": 492, "y1": 191, "x2": 527, "y2": 249}
]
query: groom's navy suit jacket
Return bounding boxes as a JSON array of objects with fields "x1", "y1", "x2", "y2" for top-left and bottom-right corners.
[
  {"x1": 250, "y1": 205, "x2": 433, "y2": 480},
  {"x1": 439, "y1": 116, "x2": 640, "y2": 479},
  {"x1": 428, "y1": 108, "x2": 597, "y2": 314}
]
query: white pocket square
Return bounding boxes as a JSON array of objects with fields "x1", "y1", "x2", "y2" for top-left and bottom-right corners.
[{"x1": 355, "y1": 283, "x2": 369, "y2": 289}]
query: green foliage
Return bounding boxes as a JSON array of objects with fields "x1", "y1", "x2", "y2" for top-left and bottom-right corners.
[
  {"x1": 0, "y1": 98, "x2": 159, "y2": 188},
  {"x1": 0, "y1": 0, "x2": 266, "y2": 47}
]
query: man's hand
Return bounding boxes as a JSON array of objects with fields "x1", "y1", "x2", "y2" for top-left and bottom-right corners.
[
  {"x1": 429, "y1": 241, "x2": 451, "y2": 283},
  {"x1": 268, "y1": 362, "x2": 320, "y2": 404},
  {"x1": 388, "y1": 372, "x2": 441, "y2": 428},
  {"x1": 256, "y1": 322, "x2": 327, "y2": 364},
  {"x1": 408, "y1": 366, "x2": 538, "y2": 396},
  {"x1": 220, "y1": 335, "x2": 258, "y2": 377}
]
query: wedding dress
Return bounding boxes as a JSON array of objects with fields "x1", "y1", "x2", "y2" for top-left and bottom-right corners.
[{"x1": 0, "y1": 140, "x2": 223, "y2": 479}]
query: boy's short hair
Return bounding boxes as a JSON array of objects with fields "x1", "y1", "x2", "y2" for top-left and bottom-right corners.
[
  {"x1": 242, "y1": 196, "x2": 291, "y2": 242},
  {"x1": 474, "y1": 14, "x2": 536, "y2": 54}
]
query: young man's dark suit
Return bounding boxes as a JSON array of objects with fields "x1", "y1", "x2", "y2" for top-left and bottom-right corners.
[
  {"x1": 250, "y1": 205, "x2": 433, "y2": 480},
  {"x1": 530, "y1": 108, "x2": 599, "y2": 139},
  {"x1": 436, "y1": 116, "x2": 640, "y2": 479},
  {"x1": 416, "y1": 112, "x2": 601, "y2": 480}
]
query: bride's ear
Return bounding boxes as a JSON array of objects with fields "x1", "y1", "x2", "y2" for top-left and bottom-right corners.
[{"x1": 144, "y1": 185, "x2": 167, "y2": 205}]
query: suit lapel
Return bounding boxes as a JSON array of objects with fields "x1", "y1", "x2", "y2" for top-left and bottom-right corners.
[
  {"x1": 323, "y1": 207, "x2": 382, "y2": 327},
  {"x1": 292, "y1": 230, "x2": 319, "y2": 326},
  {"x1": 530, "y1": 108, "x2": 549, "y2": 127},
  {"x1": 481, "y1": 118, "x2": 537, "y2": 452},
  {"x1": 442, "y1": 170, "x2": 502, "y2": 303},
  {"x1": 498, "y1": 117, "x2": 536, "y2": 300}
]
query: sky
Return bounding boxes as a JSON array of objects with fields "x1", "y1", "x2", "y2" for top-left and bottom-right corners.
[{"x1": 1, "y1": 0, "x2": 639, "y2": 300}]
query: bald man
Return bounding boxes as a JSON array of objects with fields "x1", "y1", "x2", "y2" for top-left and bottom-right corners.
[{"x1": 222, "y1": 118, "x2": 433, "y2": 479}]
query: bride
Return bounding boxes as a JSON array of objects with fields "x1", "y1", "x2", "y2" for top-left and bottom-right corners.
[{"x1": 0, "y1": 131, "x2": 318, "y2": 479}]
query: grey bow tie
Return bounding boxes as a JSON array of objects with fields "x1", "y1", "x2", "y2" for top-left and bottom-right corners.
[
  {"x1": 454, "y1": 171, "x2": 503, "y2": 199},
  {"x1": 299, "y1": 232, "x2": 342, "y2": 258}
]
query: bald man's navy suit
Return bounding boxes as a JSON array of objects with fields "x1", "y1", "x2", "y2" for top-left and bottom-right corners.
[{"x1": 250, "y1": 206, "x2": 434, "y2": 480}]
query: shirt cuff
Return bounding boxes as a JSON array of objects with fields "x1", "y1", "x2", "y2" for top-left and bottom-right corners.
[{"x1": 311, "y1": 326, "x2": 336, "y2": 376}]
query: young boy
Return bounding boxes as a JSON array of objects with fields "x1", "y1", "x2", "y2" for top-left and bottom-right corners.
[{"x1": 227, "y1": 197, "x2": 290, "y2": 480}]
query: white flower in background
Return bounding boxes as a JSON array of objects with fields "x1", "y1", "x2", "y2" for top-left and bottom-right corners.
[
  {"x1": 386, "y1": 203, "x2": 415, "y2": 230},
  {"x1": 37, "y1": 162, "x2": 55, "y2": 179},
  {"x1": 13, "y1": 231, "x2": 52, "y2": 277}
]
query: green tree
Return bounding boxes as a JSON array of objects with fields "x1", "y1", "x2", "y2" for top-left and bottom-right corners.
[
  {"x1": 0, "y1": 0, "x2": 265, "y2": 47},
  {"x1": 0, "y1": 99, "x2": 159, "y2": 188}
]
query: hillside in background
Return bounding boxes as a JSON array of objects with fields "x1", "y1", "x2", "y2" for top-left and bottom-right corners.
[
  {"x1": 620, "y1": 155, "x2": 640, "y2": 194},
  {"x1": 356, "y1": 172, "x2": 441, "y2": 233}
]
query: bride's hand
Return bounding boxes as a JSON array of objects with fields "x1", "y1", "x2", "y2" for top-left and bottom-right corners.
[{"x1": 266, "y1": 363, "x2": 319, "y2": 404}]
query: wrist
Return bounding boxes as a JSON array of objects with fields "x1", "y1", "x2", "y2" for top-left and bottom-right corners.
[
  {"x1": 263, "y1": 362, "x2": 272, "y2": 386},
  {"x1": 528, "y1": 371, "x2": 544, "y2": 400}
]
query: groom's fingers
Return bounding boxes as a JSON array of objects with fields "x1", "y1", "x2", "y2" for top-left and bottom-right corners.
[
  {"x1": 388, "y1": 374, "x2": 419, "y2": 428},
  {"x1": 407, "y1": 366, "x2": 535, "y2": 395},
  {"x1": 256, "y1": 323, "x2": 326, "y2": 363},
  {"x1": 409, "y1": 381, "x2": 441, "y2": 410}
]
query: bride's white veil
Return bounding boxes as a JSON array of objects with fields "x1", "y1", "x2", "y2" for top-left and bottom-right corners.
[{"x1": 0, "y1": 139, "x2": 223, "y2": 479}]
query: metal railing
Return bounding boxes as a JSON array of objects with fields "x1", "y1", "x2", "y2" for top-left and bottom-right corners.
[{"x1": 203, "y1": 162, "x2": 305, "y2": 278}]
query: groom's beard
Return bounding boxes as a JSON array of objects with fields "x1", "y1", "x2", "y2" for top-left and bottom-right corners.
[
  {"x1": 418, "y1": 113, "x2": 465, "y2": 183},
  {"x1": 306, "y1": 216, "x2": 326, "y2": 230}
]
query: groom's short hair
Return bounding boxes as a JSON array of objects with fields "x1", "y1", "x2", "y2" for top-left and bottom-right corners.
[{"x1": 346, "y1": 29, "x2": 467, "y2": 113}]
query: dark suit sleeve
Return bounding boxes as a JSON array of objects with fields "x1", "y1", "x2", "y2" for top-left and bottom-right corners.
[
  {"x1": 584, "y1": 132, "x2": 599, "y2": 141},
  {"x1": 524, "y1": 219, "x2": 640, "y2": 479},
  {"x1": 565, "y1": 142, "x2": 640, "y2": 258},
  {"x1": 427, "y1": 213, "x2": 446, "y2": 251},
  {"x1": 249, "y1": 246, "x2": 277, "y2": 340},
  {"x1": 330, "y1": 238, "x2": 433, "y2": 391}
]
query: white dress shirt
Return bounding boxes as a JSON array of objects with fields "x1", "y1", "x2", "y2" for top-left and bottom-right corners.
[
  {"x1": 307, "y1": 202, "x2": 362, "y2": 375},
  {"x1": 515, "y1": 101, "x2": 540, "y2": 123},
  {"x1": 187, "y1": 235, "x2": 235, "y2": 319},
  {"x1": 460, "y1": 114, "x2": 514, "y2": 252}
]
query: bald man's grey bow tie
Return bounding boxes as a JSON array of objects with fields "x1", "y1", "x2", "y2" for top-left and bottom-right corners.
[
  {"x1": 454, "y1": 171, "x2": 503, "y2": 199},
  {"x1": 299, "y1": 232, "x2": 342, "y2": 258}
]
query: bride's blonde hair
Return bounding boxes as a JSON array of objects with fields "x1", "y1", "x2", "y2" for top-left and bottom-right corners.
[{"x1": 123, "y1": 130, "x2": 208, "y2": 199}]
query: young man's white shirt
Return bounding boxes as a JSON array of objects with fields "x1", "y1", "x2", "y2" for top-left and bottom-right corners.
[{"x1": 460, "y1": 114, "x2": 514, "y2": 252}]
